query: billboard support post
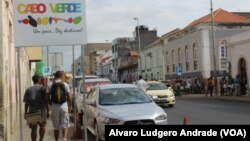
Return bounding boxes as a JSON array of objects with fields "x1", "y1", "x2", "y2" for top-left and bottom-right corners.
[
  {"x1": 72, "y1": 45, "x2": 77, "y2": 141},
  {"x1": 81, "y1": 44, "x2": 88, "y2": 141},
  {"x1": 17, "y1": 48, "x2": 23, "y2": 141}
]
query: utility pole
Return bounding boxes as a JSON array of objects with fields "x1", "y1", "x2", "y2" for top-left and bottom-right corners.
[
  {"x1": 160, "y1": 39, "x2": 165, "y2": 80},
  {"x1": 210, "y1": 0, "x2": 218, "y2": 96},
  {"x1": 134, "y1": 17, "x2": 142, "y2": 76}
]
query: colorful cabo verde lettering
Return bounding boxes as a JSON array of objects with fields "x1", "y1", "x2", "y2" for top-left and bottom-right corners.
[
  {"x1": 50, "y1": 3, "x2": 81, "y2": 13},
  {"x1": 18, "y1": 3, "x2": 46, "y2": 14},
  {"x1": 17, "y1": 3, "x2": 82, "y2": 27}
]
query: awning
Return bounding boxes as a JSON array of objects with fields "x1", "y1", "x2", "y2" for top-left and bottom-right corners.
[{"x1": 129, "y1": 51, "x2": 138, "y2": 57}]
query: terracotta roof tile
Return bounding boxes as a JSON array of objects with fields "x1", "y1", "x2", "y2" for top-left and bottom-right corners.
[{"x1": 185, "y1": 8, "x2": 250, "y2": 29}]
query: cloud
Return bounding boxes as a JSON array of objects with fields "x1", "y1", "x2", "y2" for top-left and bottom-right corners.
[
  {"x1": 85, "y1": 0, "x2": 209, "y2": 42},
  {"x1": 85, "y1": 0, "x2": 250, "y2": 43},
  {"x1": 43, "y1": 0, "x2": 250, "y2": 71}
]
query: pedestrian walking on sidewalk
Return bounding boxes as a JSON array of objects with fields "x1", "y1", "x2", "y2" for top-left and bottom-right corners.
[
  {"x1": 23, "y1": 74, "x2": 49, "y2": 141},
  {"x1": 206, "y1": 77, "x2": 214, "y2": 97},
  {"x1": 47, "y1": 71, "x2": 72, "y2": 141},
  {"x1": 220, "y1": 77, "x2": 226, "y2": 96},
  {"x1": 136, "y1": 75, "x2": 148, "y2": 92}
]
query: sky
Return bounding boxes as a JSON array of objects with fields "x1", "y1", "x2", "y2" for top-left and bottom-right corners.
[{"x1": 49, "y1": 0, "x2": 250, "y2": 71}]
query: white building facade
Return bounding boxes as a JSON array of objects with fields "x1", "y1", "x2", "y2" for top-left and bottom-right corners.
[
  {"x1": 141, "y1": 39, "x2": 165, "y2": 80},
  {"x1": 163, "y1": 9, "x2": 250, "y2": 80},
  {"x1": 226, "y1": 31, "x2": 250, "y2": 95}
]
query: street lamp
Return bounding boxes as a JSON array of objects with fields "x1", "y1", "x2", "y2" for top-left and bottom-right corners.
[
  {"x1": 210, "y1": 0, "x2": 218, "y2": 96},
  {"x1": 160, "y1": 39, "x2": 165, "y2": 80},
  {"x1": 134, "y1": 17, "x2": 142, "y2": 76}
]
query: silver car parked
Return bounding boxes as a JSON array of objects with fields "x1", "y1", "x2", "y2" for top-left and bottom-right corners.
[{"x1": 84, "y1": 84, "x2": 167, "y2": 141}]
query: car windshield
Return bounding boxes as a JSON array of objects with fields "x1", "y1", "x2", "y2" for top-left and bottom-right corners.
[
  {"x1": 147, "y1": 83, "x2": 168, "y2": 90},
  {"x1": 80, "y1": 81, "x2": 111, "y2": 94},
  {"x1": 84, "y1": 81, "x2": 111, "y2": 92},
  {"x1": 99, "y1": 87, "x2": 152, "y2": 105}
]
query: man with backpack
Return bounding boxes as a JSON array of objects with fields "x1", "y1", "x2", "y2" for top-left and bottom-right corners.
[
  {"x1": 23, "y1": 74, "x2": 49, "y2": 141},
  {"x1": 47, "y1": 71, "x2": 72, "y2": 141}
]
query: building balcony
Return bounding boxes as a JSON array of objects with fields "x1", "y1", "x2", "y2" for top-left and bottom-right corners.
[{"x1": 118, "y1": 56, "x2": 138, "y2": 70}]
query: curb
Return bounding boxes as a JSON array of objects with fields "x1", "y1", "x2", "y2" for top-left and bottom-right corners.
[
  {"x1": 179, "y1": 94, "x2": 250, "y2": 103},
  {"x1": 213, "y1": 96, "x2": 250, "y2": 103}
]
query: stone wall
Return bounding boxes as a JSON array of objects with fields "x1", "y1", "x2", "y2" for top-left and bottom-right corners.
[{"x1": 0, "y1": 1, "x2": 31, "y2": 140}]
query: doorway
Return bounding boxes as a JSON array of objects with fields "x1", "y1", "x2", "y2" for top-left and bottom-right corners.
[{"x1": 238, "y1": 58, "x2": 248, "y2": 95}]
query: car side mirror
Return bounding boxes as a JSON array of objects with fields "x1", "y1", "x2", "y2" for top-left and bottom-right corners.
[
  {"x1": 168, "y1": 87, "x2": 174, "y2": 92},
  {"x1": 151, "y1": 96, "x2": 158, "y2": 100}
]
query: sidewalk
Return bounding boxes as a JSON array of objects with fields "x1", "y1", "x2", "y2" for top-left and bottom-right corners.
[
  {"x1": 181, "y1": 93, "x2": 250, "y2": 103},
  {"x1": 213, "y1": 94, "x2": 250, "y2": 103},
  {"x1": 12, "y1": 116, "x2": 85, "y2": 141}
]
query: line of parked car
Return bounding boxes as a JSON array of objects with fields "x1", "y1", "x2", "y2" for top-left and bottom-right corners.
[{"x1": 74, "y1": 76, "x2": 175, "y2": 141}]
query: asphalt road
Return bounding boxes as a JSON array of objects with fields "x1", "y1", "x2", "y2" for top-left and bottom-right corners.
[
  {"x1": 164, "y1": 95, "x2": 250, "y2": 124},
  {"x1": 76, "y1": 95, "x2": 250, "y2": 141}
]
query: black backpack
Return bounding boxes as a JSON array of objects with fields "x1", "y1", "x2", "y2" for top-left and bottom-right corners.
[{"x1": 50, "y1": 82, "x2": 67, "y2": 104}]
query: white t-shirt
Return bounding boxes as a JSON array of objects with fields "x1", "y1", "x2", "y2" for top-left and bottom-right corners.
[
  {"x1": 136, "y1": 79, "x2": 148, "y2": 92},
  {"x1": 47, "y1": 79, "x2": 70, "y2": 108}
]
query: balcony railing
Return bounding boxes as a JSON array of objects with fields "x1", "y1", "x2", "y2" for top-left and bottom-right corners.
[{"x1": 118, "y1": 57, "x2": 138, "y2": 69}]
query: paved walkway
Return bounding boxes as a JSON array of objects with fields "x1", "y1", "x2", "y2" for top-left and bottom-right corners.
[{"x1": 12, "y1": 114, "x2": 86, "y2": 141}]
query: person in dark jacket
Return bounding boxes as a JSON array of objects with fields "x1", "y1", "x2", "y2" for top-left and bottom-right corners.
[
  {"x1": 23, "y1": 74, "x2": 49, "y2": 141},
  {"x1": 206, "y1": 77, "x2": 214, "y2": 97}
]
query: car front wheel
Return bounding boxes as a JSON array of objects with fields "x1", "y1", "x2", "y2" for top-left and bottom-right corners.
[{"x1": 169, "y1": 104, "x2": 174, "y2": 107}]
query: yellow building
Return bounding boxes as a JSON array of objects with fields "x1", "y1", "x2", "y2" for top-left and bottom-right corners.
[{"x1": 26, "y1": 47, "x2": 43, "y2": 61}]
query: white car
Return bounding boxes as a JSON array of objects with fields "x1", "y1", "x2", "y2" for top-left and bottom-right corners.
[
  {"x1": 84, "y1": 84, "x2": 167, "y2": 141},
  {"x1": 147, "y1": 81, "x2": 175, "y2": 107}
]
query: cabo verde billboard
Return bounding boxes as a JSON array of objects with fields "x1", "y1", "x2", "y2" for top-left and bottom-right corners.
[{"x1": 13, "y1": 0, "x2": 87, "y2": 47}]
